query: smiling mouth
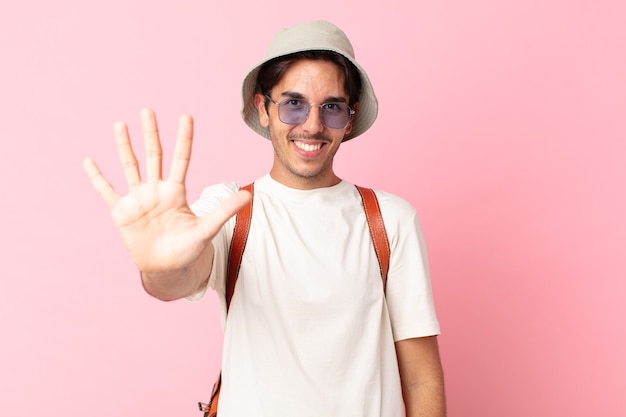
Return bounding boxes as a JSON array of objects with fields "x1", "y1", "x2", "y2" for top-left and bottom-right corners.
[{"x1": 293, "y1": 140, "x2": 323, "y2": 152}]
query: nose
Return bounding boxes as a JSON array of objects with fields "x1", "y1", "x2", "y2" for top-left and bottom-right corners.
[{"x1": 301, "y1": 104, "x2": 324, "y2": 134}]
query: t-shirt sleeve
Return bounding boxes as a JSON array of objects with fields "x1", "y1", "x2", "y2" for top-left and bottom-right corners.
[
  {"x1": 185, "y1": 182, "x2": 240, "y2": 302},
  {"x1": 377, "y1": 192, "x2": 441, "y2": 341}
]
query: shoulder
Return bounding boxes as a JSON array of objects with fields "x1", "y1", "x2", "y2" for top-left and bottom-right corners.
[
  {"x1": 370, "y1": 189, "x2": 418, "y2": 223},
  {"x1": 363, "y1": 188, "x2": 426, "y2": 244}
]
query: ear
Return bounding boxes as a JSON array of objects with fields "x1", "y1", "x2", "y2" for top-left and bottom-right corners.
[
  {"x1": 344, "y1": 101, "x2": 359, "y2": 136},
  {"x1": 254, "y1": 93, "x2": 269, "y2": 128}
]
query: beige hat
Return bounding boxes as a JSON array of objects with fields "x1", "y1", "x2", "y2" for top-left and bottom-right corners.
[{"x1": 241, "y1": 20, "x2": 378, "y2": 142}]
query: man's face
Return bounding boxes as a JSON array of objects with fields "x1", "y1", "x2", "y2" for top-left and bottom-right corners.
[{"x1": 255, "y1": 59, "x2": 355, "y2": 189}]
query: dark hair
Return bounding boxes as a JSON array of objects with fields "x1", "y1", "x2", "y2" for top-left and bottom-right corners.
[{"x1": 256, "y1": 50, "x2": 363, "y2": 110}]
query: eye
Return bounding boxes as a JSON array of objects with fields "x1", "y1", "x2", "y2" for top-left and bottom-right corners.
[
  {"x1": 282, "y1": 99, "x2": 305, "y2": 109},
  {"x1": 322, "y1": 103, "x2": 344, "y2": 113}
]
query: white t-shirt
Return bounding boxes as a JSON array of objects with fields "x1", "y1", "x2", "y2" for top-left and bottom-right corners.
[{"x1": 190, "y1": 174, "x2": 440, "y2": 417}]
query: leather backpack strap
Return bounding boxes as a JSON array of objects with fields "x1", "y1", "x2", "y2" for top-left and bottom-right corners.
[
  {"x1": 225, "y1": 183, "x2": 254, "y2": 310},
  {"x1": 203, "y1": 184, "x2": 254, "y2": 416},
  {"x1": 356, "y1": 185, "x2": 390, "y2": 292}
]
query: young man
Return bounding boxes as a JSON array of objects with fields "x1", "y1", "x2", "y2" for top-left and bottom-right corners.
[{"x1": 84, "y1": 20, "x2": 446, "y2": 417}]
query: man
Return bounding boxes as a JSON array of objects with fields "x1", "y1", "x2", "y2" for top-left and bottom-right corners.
[{"x1": 83, "y1": 20, "x2": 446, "y2": 417}]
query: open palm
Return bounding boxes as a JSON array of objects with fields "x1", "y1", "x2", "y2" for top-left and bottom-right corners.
[{"x1": 83, "y1": 109, "x2": 251, "y2": 276}]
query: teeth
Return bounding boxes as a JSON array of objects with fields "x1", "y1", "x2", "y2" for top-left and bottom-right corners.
[{"x1": 294, "y1": 141, "x2": 322, "y2": 152}]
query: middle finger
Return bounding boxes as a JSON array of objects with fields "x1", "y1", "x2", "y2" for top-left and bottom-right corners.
[{"x1": 141, "y1": 108, "x2": 163, "y2": 183}]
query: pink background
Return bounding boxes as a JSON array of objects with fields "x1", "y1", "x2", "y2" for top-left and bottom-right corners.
[{"x1": 1, "y1": 1, "x2": 624, "y2": 416}]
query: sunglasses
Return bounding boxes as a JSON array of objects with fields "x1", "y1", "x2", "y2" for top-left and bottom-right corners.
[{"x1": 265, "y1": 95, "x2": 355, "y2": 130}]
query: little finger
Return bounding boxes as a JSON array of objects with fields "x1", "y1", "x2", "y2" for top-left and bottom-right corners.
[{"x1": 83, "y1": 157, "x2": 121, "y2": 209}]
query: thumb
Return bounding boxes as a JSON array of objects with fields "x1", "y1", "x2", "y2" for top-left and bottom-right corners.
[{"x1": 197, "y1": 190, "x2": 253, "y2": 239}]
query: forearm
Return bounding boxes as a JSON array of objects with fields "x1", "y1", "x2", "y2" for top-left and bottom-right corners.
[
  {"x1": 140, "y1": 243, "x2": 214, "y2": 301},
  {"x1": 396, "y1": 336, "x2": 447, "y2": 417},
  {"x1": 403, "y1": 376, "x2": 446, "y2": 417}
]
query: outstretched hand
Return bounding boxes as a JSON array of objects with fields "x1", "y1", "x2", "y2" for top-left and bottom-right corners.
[{"x1": 83, "y1": 109, "x2": 251, "y2": 279}]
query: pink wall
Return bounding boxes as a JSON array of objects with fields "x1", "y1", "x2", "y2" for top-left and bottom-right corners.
[{"x1": 1, "y1": 1, "x2": 624, "y2": 416}]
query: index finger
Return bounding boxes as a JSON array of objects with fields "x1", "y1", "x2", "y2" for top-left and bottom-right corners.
[{"x1": 168, "y1": 114, "x2": 194, "y2": 184}]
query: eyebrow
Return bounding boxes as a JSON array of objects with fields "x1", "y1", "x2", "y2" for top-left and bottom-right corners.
[{"x1": 280, "y1": 91, "x2": 347, "y2": 103}]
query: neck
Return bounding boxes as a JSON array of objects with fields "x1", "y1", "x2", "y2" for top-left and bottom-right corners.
[{"x1": 268, "y1": 169, "x2": 341, "y2": 190}]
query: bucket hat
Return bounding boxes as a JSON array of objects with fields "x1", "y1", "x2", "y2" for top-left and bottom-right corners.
[{"x1": 241, "y1": 20, "x2": 378, "y2": 142}]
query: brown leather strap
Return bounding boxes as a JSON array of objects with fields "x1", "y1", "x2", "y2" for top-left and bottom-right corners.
[
  {"x1": 356, "y1": 186, "x2": 390, "y2": 292},
  {"x1": 225, "y1": 183, "x2": 254, "y2": 310}
]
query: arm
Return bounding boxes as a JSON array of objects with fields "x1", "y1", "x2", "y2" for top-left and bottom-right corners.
[
  {"x1": 139, "y1": 242, "x2": 215, "y2": 301},
  {"x1": 395, "y1": 336, "x2": 446, "y2": 417},
  {"x1": 83, "y1": 109, "x2": 251, "y2": 301}
]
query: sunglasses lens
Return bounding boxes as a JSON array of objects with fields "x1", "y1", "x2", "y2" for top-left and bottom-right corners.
[
  {"x1": 275, "y1": 99, "x2": 351, "y2": 129},
  {"x1": 279, "y1": 102, "x2": 308, "y2": 125},
  {"x1": 320, "y1": 104, "x2": 350, "y2": 129}
]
